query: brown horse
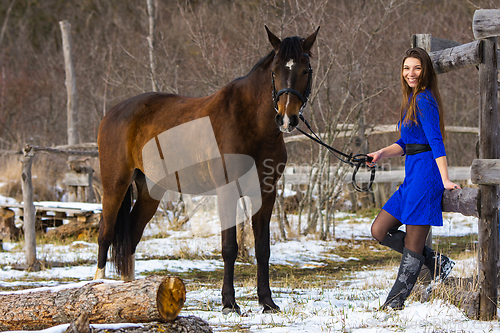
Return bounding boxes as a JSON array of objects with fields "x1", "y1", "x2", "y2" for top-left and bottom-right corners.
[{"x1": 94, "y1": 26, "x2": 319, "y2": 314}]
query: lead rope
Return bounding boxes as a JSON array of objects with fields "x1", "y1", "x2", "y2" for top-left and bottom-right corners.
[{"x1": 296, "y1": 114, "x2": 376, "y2": 192}]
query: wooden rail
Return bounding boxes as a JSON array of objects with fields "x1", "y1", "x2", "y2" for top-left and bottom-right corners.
[{"x1": 280, "y1": 166, "x2": 471, "y2": 185}]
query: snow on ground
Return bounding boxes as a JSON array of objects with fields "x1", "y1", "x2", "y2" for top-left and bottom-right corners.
[{"x1": 0, "y1": 196, "x2": 496, "y2": 332}]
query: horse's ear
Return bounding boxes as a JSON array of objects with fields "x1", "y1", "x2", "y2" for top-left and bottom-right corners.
[
  {"x1": 265, "y1": 25, "x2": 281, "y2": 52},
  {"x1": 303, "y1": 26, "x2": 320, "y2": 54}
]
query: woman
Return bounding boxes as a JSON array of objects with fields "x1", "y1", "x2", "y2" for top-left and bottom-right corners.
[{"x1": 367, "y1": 47, "x2": 460, "y2": 310}]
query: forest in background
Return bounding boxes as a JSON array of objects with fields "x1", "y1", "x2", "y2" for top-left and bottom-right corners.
[
  {"x1": 0, "y1": 0, "x2": 496, "y2": 164},
  {"x1": 0, "y1": 0, "x2": 498, "y2": 229}
]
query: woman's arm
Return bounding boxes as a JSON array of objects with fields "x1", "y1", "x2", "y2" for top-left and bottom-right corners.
[
  {"x1": 367, "y1": 143, "x2": 404, "y2": 164},
  {"x1": 435, "y1": 156, "x2": 461, "y2": 190}
]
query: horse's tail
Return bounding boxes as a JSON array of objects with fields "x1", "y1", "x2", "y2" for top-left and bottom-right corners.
[{"x1": 111, "y1": 185, "x2": 133, "y2": 278}]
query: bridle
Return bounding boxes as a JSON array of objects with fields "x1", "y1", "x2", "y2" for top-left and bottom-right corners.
[
  {"x1": 271, "y1": 54, "x2": 376, "y2": 192},
  {"x1": 271, "y1": 53, "x2": 313, "y2": 116}
]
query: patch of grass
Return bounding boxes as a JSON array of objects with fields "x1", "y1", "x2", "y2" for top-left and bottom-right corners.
[
  {"x1": 152, "y1": 234, "x2": 478, "y2": 297},
  {"x1": 37, "y1": 230, "x2": 98, "y2": 246}
]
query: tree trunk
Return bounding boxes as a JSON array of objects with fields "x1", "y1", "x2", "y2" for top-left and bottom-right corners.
[
  {"x1": 0, "y1": 275, "x2": 186, "y2": 331},
  {"x1": 59, "y1": 20, "x2": 78, "y2": 146},
  {"x1": 147, "y1": 0, "x2": 157, "y2": 92}
]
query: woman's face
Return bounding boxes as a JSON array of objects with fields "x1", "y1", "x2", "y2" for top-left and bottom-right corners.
[{"x1": 402, "y1": 57, "x2": 421, "y2": 89}]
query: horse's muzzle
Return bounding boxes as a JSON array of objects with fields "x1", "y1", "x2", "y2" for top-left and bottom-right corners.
[{"x1": 275, "y1": 113, "x2": 299, "y2": 133}]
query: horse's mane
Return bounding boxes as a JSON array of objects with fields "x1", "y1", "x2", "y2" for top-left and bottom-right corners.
[{"x1": 250, "y1": 50, "x2": 275, "y2": 73}]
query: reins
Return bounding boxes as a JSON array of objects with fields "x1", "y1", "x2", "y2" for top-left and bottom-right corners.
[
  {"x1": 296, "y1": 114, "x2": 376, "y2": 192},
  {"x1": 270, "y1": 53, "x2": 376, "y2": 192}
]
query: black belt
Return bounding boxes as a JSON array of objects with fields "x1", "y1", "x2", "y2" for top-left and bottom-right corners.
[{"x1": 406, "y1": 144, "x2": 432, "y2": 155}]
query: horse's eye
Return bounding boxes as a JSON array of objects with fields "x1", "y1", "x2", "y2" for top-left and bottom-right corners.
[{"x1": 302, "y1": 69, "x2": 309, "y2": 76}]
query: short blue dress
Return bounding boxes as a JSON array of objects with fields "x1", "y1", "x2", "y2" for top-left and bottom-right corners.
[{"x1": 383, "y1": 88, "x2": 445, "y2": 226}]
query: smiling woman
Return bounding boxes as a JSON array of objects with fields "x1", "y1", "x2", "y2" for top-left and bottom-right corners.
[
  {"x1": 367, "y1": 47, "x2": 460, "y2": 311},
  {"x1": 403, "y1": 57, "x2": 422, "y2": 88}
]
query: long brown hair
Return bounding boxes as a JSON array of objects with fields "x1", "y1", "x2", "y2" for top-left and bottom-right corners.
[{"x1": 399, "y1": 47, "x2": 446, "y2": 140}]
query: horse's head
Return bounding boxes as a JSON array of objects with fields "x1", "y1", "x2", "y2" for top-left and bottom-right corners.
[{"x1": 266, "y1": 26, "x2": 319, "y2": 133}]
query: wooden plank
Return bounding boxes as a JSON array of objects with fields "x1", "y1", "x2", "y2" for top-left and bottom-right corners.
[
  {"x1": 477, "y1": 36, "x2": 499, "y2": 321},
  {"x1": 470, "y1": 159, "x2": 500, "y2": 184},
  {"x1": 0, "y1": 204, "x2": 98, "y2": 215},
  {"x1": 442, "y1": 188, "x2": 479, "y2": 217},
  {"x1": 473, "y1": 9, "x2": 500, "y2": 39},
  {"x1": 280, "y1": 166, "x2": 471, "y2": 185},
  {"x1": 65, "y1": 171, "x2": 91, "y2": 187},
  {"x1": 429, "y1": 40, "x2": 482, "y2": 74}
]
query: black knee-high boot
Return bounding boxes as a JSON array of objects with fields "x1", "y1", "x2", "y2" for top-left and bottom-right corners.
[
  {"x1": 380, "y1": 228, "x2": 454, "y2": 282},
  {"x1": 381, "y1": 247, "x2": 425, "y2": 310}
]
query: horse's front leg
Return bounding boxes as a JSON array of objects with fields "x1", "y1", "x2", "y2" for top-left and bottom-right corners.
[
  {"x1": 253, "y1": 190, "x2": 280, "y2": 313},
  {"x1": 221, "y1": 225, "x2": 240, "y2": 314}
]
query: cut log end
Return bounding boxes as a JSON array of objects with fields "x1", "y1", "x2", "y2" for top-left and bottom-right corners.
[{"x1": 157, "y1": 276, "x2": 186, "y2": 321}]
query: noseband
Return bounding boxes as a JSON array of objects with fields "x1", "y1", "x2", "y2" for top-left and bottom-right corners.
[{"x1": 271, "y1": 53, "x2": 313, "y2": 116}]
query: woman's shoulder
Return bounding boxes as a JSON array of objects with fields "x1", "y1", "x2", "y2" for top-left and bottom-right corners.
[{"x1": 416, "y1": 88, "x2": 438, "y2": 110}]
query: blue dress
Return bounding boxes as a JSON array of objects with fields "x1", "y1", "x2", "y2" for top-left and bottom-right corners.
[{"x1": 383, "y1": 89, "x2": 446, "y2": 226}]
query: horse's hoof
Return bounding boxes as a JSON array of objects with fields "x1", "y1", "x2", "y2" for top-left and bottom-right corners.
[
  {"x1": 94, "y1": 268, "x2": 106, "y2": 280},
  {"x1": 262, "y1": 305, "x2": 280, "y2": 314},
  {"x1": 222, "y1": 306, "x2": 241, "y2": 315}
]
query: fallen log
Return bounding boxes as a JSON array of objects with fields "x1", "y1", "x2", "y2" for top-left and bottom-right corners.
[
  {"x1": 0, "y1": 275, "x2": 186, "y2": 331},
  {"x1": 0, "y1": 207, "x2": 21, "y2": 240}
]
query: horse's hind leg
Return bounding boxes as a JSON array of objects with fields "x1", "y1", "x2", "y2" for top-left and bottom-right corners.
[
  {"x1": 94, "y1": 169, "x2": 134, "y2": 280},
  {"x1": 129, "y1": 171, "x2": 161, "y2": 256}
]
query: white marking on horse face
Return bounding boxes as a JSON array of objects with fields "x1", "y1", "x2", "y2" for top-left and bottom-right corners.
[
  {"x1": 285, "y1": 59, "x2": 295, "y2": 71},
  {"x1": 282, "y1": 113, "x2": 290, "y2": 130}
]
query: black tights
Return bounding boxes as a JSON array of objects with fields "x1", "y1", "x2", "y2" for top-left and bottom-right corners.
[{"x1": 371, "y1": 209, "x2": 430, "y2": 255}]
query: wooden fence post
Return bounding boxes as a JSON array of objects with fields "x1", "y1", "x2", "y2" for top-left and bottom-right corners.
[
  {"x1": 21, "y1": 147, "x2": 39, "y2": 271},
  {"x1": 412, "y1": 34, "x2": 434, "y2": 249},
  {"x1": 477, "y1": 35, "x2": 499, "y2": 321},
  {"x1": 473, "y1": 9, "x2": 500, "y2": 320}
]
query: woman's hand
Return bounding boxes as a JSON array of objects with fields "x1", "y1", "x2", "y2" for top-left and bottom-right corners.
[
  {"x1": 366, "y1": 151, "x2": 381, "y2": 167},
  {"x1": 443, "y1": 179, "x2": 461, "y2": 190},
  {"x1": 366, "y1": 144, "x2": 404, "y2": 167}
]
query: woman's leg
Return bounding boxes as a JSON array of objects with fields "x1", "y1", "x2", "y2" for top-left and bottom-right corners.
[
  {"x1": 374, "y1": 212, "x2": 455, "y2": 283},
  {"x1": 404, "y1": 225, "x2": 430, "y2": 254},
  {"x1": 381, "y1": 224, "x2": 431, "y2": 310},
  {"x1": 371, "y1": 210, "x2": 402, "y2": 242}
]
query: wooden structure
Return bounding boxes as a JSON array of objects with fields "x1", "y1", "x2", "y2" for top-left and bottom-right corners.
[
  {"x1": 0, "y1": 275, "x2": 186, "y2": 331},
  {"x1": 472, "y1": 9, "x2": 499, "y2": 321},
  {"x1": 0, "y1": 201, "x2": 100, "y2": 227},
  {"x1": 18, "y1": 144, "x2": 98, "y2": 271}
]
